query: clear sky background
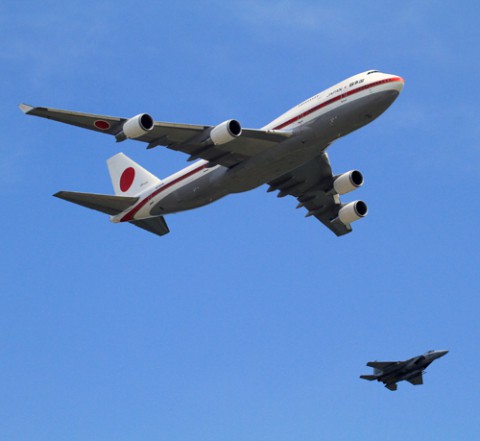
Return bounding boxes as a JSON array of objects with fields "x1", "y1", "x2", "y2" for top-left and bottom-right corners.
[{"x1": 2, "y1": 1, "x2": 479, "y2": 440}]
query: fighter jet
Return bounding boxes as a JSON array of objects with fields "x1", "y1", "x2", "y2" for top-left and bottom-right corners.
[{"x1": 360, "y1": 350, "x2": 448, "y2": 391}]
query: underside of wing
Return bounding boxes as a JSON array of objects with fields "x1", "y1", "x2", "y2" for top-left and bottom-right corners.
[
  {"x1": 20, "y1": 104, "x2": 292, "y2": 169},
  {"x1": 407, "y1": 373, "x2": 424, "y2": 385},
  {"x1": 20, "y1": 104, "x2": 127, "y2": 136},
  {"x1": 162, "y1": 127, "x2": 291, "y2": 168},
  {"x1": 266, "y1": 152, "x2": 366, "y2": 236}
]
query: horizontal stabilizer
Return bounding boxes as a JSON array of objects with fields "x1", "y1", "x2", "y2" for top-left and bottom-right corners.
[
  {"x1": 130, "y1": 217, "x2": 170, "y2": 236},
  {"x1": 54, "y1": 191, "x2": 138, "y2": 215},
  {"x1": 360, "y1": 375, "x2": 378, "y2": 381}
]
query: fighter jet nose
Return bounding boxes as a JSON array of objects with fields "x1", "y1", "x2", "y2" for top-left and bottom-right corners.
[{"x1": 436, "y1": 350, "x2": 449, "y2": 358}]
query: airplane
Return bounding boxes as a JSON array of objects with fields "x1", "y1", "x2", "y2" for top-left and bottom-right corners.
[
  {"x1": 20, "y1": 69, "x2": 404, "y2": 237},
  {"x1": 360, "y1": 350, "x2": 449, "y2": 391}
]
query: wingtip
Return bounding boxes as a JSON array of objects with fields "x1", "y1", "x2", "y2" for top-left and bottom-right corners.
[
  {"x1": 53, "y1": 191, "x2": 65, "y2": 199},
  {"x1": 19, "y1": 103, "x2": 34, "y2": 114}
]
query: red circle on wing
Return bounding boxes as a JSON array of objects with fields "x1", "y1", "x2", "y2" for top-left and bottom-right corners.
[
  {"x1": 120, "y1": 167, "x2": 135, "y2": 192},
  {"x1": 94, "y1": 120, "x2": 111, "y2": 130}
]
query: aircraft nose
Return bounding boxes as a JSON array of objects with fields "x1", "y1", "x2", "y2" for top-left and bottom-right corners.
[
  {"x1": 436, "y1": 350, "x2": 449, "y2": 358},
  {"x1": 390, "y1": 75, "x2": 405, "y2": 93}
]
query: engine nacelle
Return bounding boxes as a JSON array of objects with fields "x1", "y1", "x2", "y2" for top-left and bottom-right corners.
[
  {"x1": 209, "y1": 119, "x2": 242, "y2": 145},
  {"x1": 122, "y1": 113, "x2": 154, "y2": 139},
  {"x1": 333, "y1": 170, "x2": 364, "y2": 195},
  {"x1": 338, "y1": 200, "x2": 368, "y2": 225}
]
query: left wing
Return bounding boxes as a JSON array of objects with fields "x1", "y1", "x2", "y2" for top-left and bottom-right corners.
[
  {"x1": 20, "y1": 104, "x2": 291, "y2": 168},
  {"x1": 367, "y1": 361, "x2": 401, "y2": 370},
  {"x1": 266, "y1": 152, "x2": 365, "y2": 236}
]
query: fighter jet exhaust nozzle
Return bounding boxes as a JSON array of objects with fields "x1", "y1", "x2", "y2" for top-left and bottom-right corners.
[
  {"x1": 338, "y1": 200, "x2": 368, "y2": 225},
  {"x1": 122, "y1": 113, "x2": 155, "y2": 139},
  {"x1": 209, "y1": 119, "x2": 242, "y2": 145},
  {"x1": 333, "y1": 170, "x2": 364, "y2": 195}
]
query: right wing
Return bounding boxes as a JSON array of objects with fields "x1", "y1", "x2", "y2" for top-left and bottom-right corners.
[{"x1": 20, "y1": 104, "x2": 292, "y2": 169}]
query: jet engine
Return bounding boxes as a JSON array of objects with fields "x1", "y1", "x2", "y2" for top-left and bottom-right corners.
[
  {"x1": 209, "y1": 119, "x2": 242, "y2": 145},
  {"x1": 338, "y1": 200, "x2": 368, "y2": 225},
  {"x1": 122, "y1": 113, "x2": 155, "y2": 139},
  {"x1": 333, "y1": 170, "x2": 364, "y2": 195}
]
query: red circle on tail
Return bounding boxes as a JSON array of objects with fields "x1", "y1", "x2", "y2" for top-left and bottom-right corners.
[{"x1": 120, "y1": 167, "x2": 135, "y2": 192}]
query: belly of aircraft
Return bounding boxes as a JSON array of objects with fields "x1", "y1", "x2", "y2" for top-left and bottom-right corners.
[
  {"x1": 228, "y1": 89, "x2": 401, "y2": 191},
  {"x1": 149, "y1": 167, "x2": 230, "y2": 216}
]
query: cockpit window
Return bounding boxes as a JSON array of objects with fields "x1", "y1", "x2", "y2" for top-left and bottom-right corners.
[{"x1": 367, "y1": 70, "x2": 380, "y2": 75}]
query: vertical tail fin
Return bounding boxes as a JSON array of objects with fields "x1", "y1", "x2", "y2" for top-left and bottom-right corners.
[{"x1": 107, "y1": 153, "x2": 162, "y2": 197}]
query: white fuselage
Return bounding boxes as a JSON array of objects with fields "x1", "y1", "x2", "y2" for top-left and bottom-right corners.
[{"x1": 113, "y1": 71, "x2": 404, "y2": 223}]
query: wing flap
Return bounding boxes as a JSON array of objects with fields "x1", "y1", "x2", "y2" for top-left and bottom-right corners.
[{"x1": 54, "y1": 191, "x2": 138, "y2": 215}]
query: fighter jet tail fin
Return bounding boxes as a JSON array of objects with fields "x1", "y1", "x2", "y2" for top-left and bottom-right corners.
[
  {"x1": 360, "y1": 375, "x2": 378, "y2": 381},
  {"x1": 385, "y1": 383, "x2": 398, "y2": 391}
]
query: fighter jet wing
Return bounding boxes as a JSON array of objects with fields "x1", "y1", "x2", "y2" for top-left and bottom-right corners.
[
  {"x1": 367, "y1": 361, "x2": 401, "y2": 370},
  {"x1": 407, "y1": 373, "x2": 424, "y2": 385},
  {"x1": 20, "y1": 104, "x2": 291, "y2": 169},
  {"x1": 266, "y1": 151, "x2": 355, "y2": 236}
]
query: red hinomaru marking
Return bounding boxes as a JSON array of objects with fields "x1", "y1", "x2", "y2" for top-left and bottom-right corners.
[
  {"x1": 94, "y1": 120, "x2": 111, "y2": 130},
  {"x1": 120, "y1": 167, "x2": 135, "y2": 192},
  {"x1": 120, "y1": 164, "x2": 206, "y2": 222}
]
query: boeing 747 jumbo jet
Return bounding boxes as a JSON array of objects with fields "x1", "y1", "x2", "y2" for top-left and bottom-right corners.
[{"x1": 20, "y1": 70, "x2": 404, "y2": 237}]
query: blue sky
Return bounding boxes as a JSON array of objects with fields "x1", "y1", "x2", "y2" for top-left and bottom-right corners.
[{"x1": 2, "y1": 1, "x2": 479, "y2": 440}]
